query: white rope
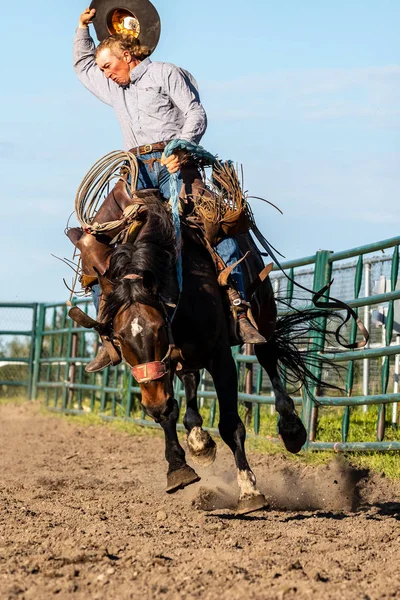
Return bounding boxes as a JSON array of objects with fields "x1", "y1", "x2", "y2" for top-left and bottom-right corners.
[{"x1": 75, "y1": 150, "x2": 140, "y2": 230}]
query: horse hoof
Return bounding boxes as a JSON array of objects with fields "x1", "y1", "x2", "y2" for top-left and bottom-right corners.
[
  {"x1": 166, "y1": 465, "x2": 200, "y2": 494},
  {"x1": 278, "y1": 413, "x2": 307, "y2": 454},
  {"x1": 187, "y1": 428, "x2": 217, "y2": 467},
  {"x1": 235, "y1": 493, "x2": 267, "y2": 516}
]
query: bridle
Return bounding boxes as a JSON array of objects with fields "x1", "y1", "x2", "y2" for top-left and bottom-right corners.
[
  {"x1": 130, "y1": 345, "x2": 173, "y2": 384},
  {"x1": 121, "y1": 273, "x2": 176, "y2": 384}
]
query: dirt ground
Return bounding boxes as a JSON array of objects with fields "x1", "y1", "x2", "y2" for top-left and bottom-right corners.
[{"x1": 1, "y1": 402, "x2": 399, "y2": 600}]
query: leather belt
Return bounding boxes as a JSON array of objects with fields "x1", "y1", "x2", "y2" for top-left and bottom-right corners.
[{"x1": 129, "y1": 142, "x2": 167, "y2": 156}]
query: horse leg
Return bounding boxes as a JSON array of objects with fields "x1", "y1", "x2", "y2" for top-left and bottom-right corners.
[
  {"x1": 177, "y1": 370, "x2": 217, "y2": 467},
  {"x1": 150, "y1": 398, "x2": 201, "y2": 493},
  {"x1": 208, "y1": 348, "x2": 266, "y2": 515},
  {"x1": 254, "y1": 344, "x2": 307, "y2": 454},
  {"x1": 250, "y1": 276, "x2": 307, "y2": 453}
]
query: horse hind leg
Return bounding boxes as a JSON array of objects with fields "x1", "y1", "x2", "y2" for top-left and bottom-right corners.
[
  {"x1": 250, "y1": 277, "x2": 307, "y2": 454},
  {"x1": 255, "y1": 344, "x2": 307, "y2": 454},
  {"x1": 178, "y1": 370, "x2": 217, "y2": 468}
]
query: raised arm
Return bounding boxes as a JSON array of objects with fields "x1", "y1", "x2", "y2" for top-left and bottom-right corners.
[
  {"x1": 73, "y1": 8, "x2": 113, "y2": 105},
  {"x1": 164, "y1": 64, "x2": 207, "y2": 144}
]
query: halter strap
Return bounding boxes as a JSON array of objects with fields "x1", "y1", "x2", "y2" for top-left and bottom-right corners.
[{"x1": 131, "y1": 361, "x2": 167, "y2": 383}]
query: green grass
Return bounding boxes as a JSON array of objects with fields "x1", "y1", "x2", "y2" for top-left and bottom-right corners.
[
  {"x1": 52, "y1": 404, "x2": 400, "y2": 479},
  {"x1": 0, "y1": 395, "x2": 27, "y2": 406},
  {"x1": 2, "y1": 395, "x2": 399, "y2": 479}
]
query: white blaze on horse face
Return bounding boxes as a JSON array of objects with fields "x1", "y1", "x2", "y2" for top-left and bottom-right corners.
[
  {"x1": 237, "y1": 469, "x2": 259, "y2": 499},
  {"x1": 131, "y1": 317, "x2": 143, "y2": 338}
]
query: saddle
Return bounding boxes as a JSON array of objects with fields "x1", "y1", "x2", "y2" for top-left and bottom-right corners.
[
  {"x1": 66, "y1": 162, "x2": 250, "y2": 291},
  {"x1": 66, "y1": 165, "x2": 270, "y2": 311},
  {"x1": 66, "y1": 163, "x2": 271, "y2": 346}
]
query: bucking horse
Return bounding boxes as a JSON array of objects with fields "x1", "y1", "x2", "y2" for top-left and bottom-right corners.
[{"x1": 67, "y1": 146, "x2": 367, "y2": 515}]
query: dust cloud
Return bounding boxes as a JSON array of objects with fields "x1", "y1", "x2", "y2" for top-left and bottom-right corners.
[{"x1": 186, "y1": 456, "x2": 368, "y2": 513}]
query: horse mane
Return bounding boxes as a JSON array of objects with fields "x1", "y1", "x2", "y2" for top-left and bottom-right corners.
[{"x1": 101, "y1": 198, "x2": 177, "y2": 322}]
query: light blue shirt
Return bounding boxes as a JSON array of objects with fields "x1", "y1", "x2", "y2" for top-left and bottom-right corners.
[{"x1": 73, "y1": 28, "x2": 207, "y2": 150}]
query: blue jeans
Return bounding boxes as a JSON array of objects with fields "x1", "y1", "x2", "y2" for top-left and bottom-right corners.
[
  {"x1": 135, "y1": 150, "x2": 178, "y2": 198},
  {"x1": 215, "y1": 237, "x2": 245, "y2": 298},
  {"x1": 92, "y1": 152, "x2": 245, "y2": 309}
]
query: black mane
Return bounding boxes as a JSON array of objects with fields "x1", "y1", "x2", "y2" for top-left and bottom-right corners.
[{"x1": 102, "y1": 199, "x2": 177, "y2": 322}]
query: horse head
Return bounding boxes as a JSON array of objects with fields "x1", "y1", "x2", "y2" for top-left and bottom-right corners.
[{"x1": 99, "y1": 199, "x2": 178, "y2": 421}]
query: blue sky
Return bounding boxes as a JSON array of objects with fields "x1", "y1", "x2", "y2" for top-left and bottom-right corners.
[{"x1": 0, "y1": 0, "x2": 399, "y2": 302}]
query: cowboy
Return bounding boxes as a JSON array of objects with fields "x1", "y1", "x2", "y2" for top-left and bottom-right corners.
[{"x1": 74, "y1": 7, "x2": 266, "y2": 371}]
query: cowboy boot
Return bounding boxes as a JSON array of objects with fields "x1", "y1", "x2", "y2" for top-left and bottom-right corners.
[
  {"x1": 85, "y1": 294, "x2": 122, "y2": 373},
  {"x1": 227, "y1": 288, "x2": 267, "y2": 345},
  {"x1": 86, "y1": 335, "x2": 123, "y2": 372},
  {"x1": 67, "y1": 306, "x2": 114, "y2": 373},
  {"x1": 85, "y1": 346, "x2": 112, "y2": 373}
]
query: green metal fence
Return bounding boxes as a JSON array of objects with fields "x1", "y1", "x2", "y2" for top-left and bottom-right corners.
[
  {"x1": 241, "y1": 236, "x2": 400, "y2": 451},
  {"x1": 0, "y1": 303, "x2": 38, "y2": 398},
  {"x1": 1, "y1": 235, "x2": 400, "y2": 452}
]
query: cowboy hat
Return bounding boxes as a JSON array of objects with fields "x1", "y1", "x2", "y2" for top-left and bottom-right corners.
[{"x1": 89, "y1": 0, "x2": 161, "y2": 53}]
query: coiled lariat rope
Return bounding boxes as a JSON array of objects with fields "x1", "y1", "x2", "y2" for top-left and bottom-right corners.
[{"x1": 75, "y1": 150, "x2": 140, "y2": 232}]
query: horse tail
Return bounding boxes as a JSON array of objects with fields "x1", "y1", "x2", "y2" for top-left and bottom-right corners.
[{"x1": 262, "y1": 306, "x2": 344, "y2": 395}]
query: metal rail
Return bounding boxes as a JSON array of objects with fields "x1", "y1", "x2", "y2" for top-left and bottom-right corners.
[
  {"x1": 0, "y1": 303, "x2": 37, "y2": 396},
  {"x1": 1, "y1": 236, "x2": 399, "y2": 452}
]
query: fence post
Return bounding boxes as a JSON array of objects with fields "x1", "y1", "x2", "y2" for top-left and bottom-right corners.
[
  {"x1": 67, "y1": 321, "x2": 79, "y2": 410},
  {"x1": 378, "y1": 244, "x2": 399, "y2": 440},
  {"x1": 31, "y1": 303, "x2": 45, "y2": 400},
  {"x1": 302, "y1": 250, "x2": 332, "y2": 447},
  {"x1": 27, "y1": 303, "x2": 38, "y2": 400}
]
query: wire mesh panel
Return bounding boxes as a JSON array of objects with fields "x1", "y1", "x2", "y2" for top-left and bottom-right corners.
[
  {"x1": 0, "y1": 304, "x2": 37, "y2": 398},
  {"x1": 14, "y1": 235, "x2": 400, "y2": 452},
  {"x1": 304, "y1": 240, "x2": 400, "y2": 451}
]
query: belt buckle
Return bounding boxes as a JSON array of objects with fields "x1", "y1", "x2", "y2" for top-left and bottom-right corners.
[{"x1": 143, "y1": 144, "x2": 153, "y2": 154}]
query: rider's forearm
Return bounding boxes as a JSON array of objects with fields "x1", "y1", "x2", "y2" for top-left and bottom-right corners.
[{"x1": 73, "y1": 28, "x2": 112, "y2": 105}]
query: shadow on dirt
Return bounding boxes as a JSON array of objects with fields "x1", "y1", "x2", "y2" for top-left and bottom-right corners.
[
  {"x1": 363, "y1": 502, "x2": 400, "y2": 521},
  {"x1": 198, "y1": 503, "x2": 400, "y2": 523}
]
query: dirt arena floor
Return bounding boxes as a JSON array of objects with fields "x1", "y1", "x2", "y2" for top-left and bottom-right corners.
[{"x1": 1, "y1": 402, "x2": 399, "y2": 600}]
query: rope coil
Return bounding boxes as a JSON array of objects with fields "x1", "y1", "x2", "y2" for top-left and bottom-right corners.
[{"x1": 74, "y1": 150, "x2": 140, "y2": 230}]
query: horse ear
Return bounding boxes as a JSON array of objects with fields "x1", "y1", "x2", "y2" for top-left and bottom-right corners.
[{"x1": 94, "y1": 268, "x2": 114, "y2": 298}]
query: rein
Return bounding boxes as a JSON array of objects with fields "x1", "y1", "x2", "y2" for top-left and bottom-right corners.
[
  {"x1": 122, "y1": 274, "x2": 176, "y2": 384},
  {"x1": 165, "y1": 140, "x2": 369, "y2": 350},
  {"x1": 249, "y1": 231, "x2": 369, "y2": 349}
]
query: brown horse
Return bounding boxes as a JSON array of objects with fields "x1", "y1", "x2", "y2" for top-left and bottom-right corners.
[{"x1": 72, "y1": 194, "x2": 337, "y2": 514}]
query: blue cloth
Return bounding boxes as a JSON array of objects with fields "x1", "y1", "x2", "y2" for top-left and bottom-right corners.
[
  {"x1": 92, "y1": 283, "x2": 101, "y2": 313},
  {"x1": 135, "y1": 151, "x2": 179, "y2": 199},
  {"x1": 92, "y1": 156, "x2": 245, "y2": 309},
  {"x1": 215, "y1": 237, "x2": 245, "y2": 298}
]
